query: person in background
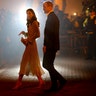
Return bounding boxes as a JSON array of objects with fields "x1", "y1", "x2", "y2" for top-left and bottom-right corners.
[
  {"x1": 42, "y1": 1, "x2": 66, "y2": 92},
  {"x1": 13, "y1": 9, "x2": 45, "y2": 89},
  {"x1": 85, "y1": 11, "x2": 96, "y2": 60},
  {"x1": 54, "y1": 5, "x2": 64, "y2": 33}
]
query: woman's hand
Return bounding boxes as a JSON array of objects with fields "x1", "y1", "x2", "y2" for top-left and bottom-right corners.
[
  {"x1": 19, "y1": 31, "x2": 25, "y2": 36},
  {"x1": 21, "y1": 37, "x2": 28, "y2": 46}
]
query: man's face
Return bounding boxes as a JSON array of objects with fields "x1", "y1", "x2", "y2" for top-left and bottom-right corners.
[{"x1": 43, "y1": 3, "x2": 49, "y2": 14}]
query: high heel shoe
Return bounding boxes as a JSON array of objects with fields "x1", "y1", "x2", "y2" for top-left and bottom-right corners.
[
  {"x1": 12, "y1": 81, "x2": 22, "y2": 90},
  {"x1": 38, "y1": 81, "x2": 45, "y2": 88}
]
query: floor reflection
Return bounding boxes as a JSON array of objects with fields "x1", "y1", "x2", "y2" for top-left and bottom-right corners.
[{"x1": 0, "y1": 56, "x2": 96, "y2": 81}]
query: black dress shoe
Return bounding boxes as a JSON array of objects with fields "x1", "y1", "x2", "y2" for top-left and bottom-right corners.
[
  {"x1": 45, "y1": 86, "x2": 58, "y2": 92},
  {"x1": 58, "y1": 79, "x2": 67, "y2": 90}
]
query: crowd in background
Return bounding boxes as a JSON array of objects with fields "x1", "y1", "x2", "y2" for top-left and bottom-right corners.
[
  {"x1": 54, "y1": 5, "x2": 96, "y2": 59},
  {"x1": 54, "y1": 5, "x2": 87, "y2": 35}
]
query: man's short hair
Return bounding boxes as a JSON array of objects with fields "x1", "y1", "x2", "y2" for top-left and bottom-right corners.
[{"x1": 43, "y1": 1, "x2": 53, "y2": 7}]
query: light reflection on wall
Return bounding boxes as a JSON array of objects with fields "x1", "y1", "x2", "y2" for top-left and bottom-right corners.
[
  {"x1": 54, "y1": 0, "x2": 82, "y2": 17},
  {"x1": 54, "y1": 0, "x2": 63, "y2": 10}
]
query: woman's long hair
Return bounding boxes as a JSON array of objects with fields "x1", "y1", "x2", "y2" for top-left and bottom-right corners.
[{"x1": 26, "y1": 9, "x2": 38, "y2": 27}]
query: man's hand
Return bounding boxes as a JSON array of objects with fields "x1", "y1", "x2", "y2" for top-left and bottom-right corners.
[{"x1": 43, "y1": 46, "x2": 46, "y2": 53}]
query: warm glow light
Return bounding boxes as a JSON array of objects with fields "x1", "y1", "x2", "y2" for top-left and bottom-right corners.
[
  {"x1": 19, "y1": 6, "x2": 27, "y2": 24},
  {"x1": 55, "y1": 0, "x2": 62, "y2": 10},
  {"x1": 73, "y1": 12, "x2": 77, "y2": 16}
]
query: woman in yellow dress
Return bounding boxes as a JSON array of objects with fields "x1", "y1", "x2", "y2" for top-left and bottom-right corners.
[{"x1": 13, "y1": 9, "x2": 45, "y2": 89}]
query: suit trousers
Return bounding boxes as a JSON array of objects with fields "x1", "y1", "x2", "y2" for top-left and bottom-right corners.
[{"x1": 43, "y1": 50, "x2": 65, "y2": 88}]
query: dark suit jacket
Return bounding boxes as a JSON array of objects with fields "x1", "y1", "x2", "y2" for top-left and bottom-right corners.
[{"x1": 44, "y1": 12, "x2": 60, "y2": 51}]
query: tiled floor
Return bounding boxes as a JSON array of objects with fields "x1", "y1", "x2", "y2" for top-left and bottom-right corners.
[{"x1": 0, "y1": 52, "x2": 96, "y2": 96}]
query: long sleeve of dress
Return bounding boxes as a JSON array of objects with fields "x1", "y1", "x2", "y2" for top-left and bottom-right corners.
[{"x1": 27, "y1": 21, "x2": 40, "y2": 44}]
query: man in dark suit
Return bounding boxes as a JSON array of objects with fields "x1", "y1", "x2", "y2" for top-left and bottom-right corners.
[{"x1": 43, "y1": 1, "x2": 66, "y2": 91}]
